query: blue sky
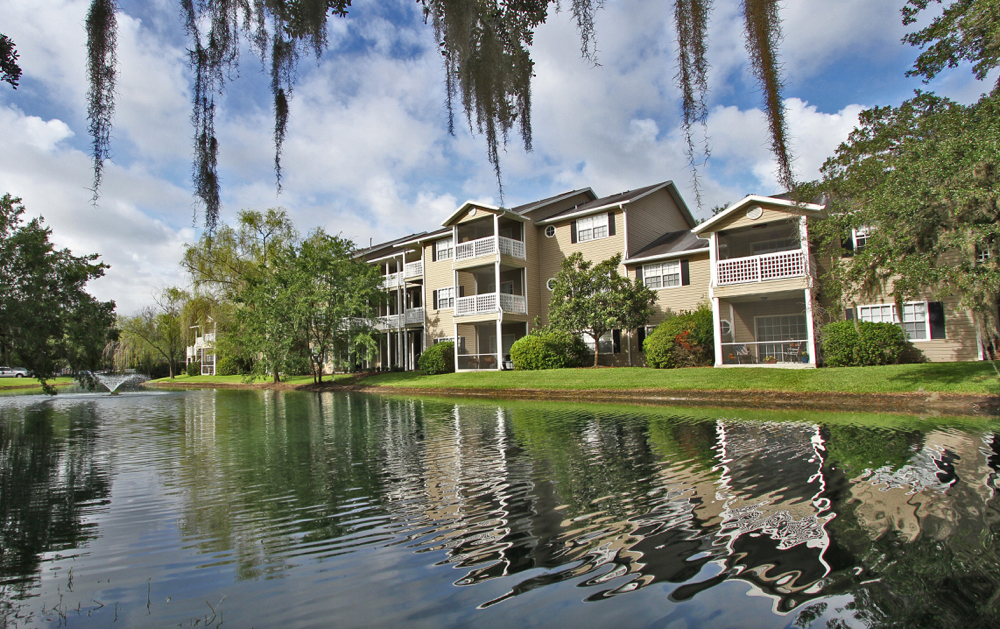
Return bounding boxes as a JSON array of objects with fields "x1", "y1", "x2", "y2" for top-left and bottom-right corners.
[{"x1": 1, "y1": 0, "x2": 996, "y2": 313}]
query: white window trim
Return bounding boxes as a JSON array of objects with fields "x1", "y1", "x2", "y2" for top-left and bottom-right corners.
[
  {"x1": 434, "y1": 337, "x2": 455, "y2": 345},
  {"x1": 435, "y1": 237, "x2": 454, "y2": 261},
  {"x1": 581, "y1": 331, "x2": 614, "y2": 354},
  {"x1": 544, "y1": 225, "x2": 556, "y2": 238},
  {"x1": 546, "y1": 278, "x2": 557, "y2": 291},
  {"x1": 642, "y1": 260, "x2": 681, "y2": 290},
  {"x1": 857, "y1": 301, "x2": 932, "y2": 342},
  {"x1": 852, "y1": 226, "x2": 869, "y2": 252},
  {"x1": 435, "y1": 287, "x2": 455, "y2": 310},
  {"x1": 577, "y1": 213, "x2": 609, "y2": 243}
]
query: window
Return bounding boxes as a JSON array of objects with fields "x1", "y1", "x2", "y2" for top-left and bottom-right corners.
[
  {"x1": 642, "y1": 260, "x2": 681, "y2": 289},
  {"x1": 435, "y1": 237, "x2": 454, "y2": 260},
  {"x1": 434, "y1": 287, "x2": 455, "y2": 310},
  {"x1": 576, "y1": 213, "x2": 609, "y2": 242},
  {"x1": 858, "y1": 301, "x2": 944, "y2": 341},
  {"x1": 751, "y1": 237, "x2": 799, "y2": 255},
  {"x1": 582, "y1": 331, "x2": 615, "y2": 354},
  {"x1": 500, "y1": 281, "x2": 514, "y2": 295},
  {"x1": 544, "y1": 225, "x2": 556, "y2": 238},
  {"x1": 977, "y1": 241, "x2": 994, "y2": 263},
  {"x1": 546, "y1": 278, "x2": 557, "y2": 291},
  {"x1": 853, "y1": 226, "x2": 869, "y2": 252},
  {"x1": 434, "y1": 337, "x2": 455, "y2": 345}
]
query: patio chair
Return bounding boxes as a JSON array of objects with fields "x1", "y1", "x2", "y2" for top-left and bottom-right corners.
[
  {"x1": 786, "y1": 342, "x2": 800, "y2": 362},
  {"x1": 734, "y1": 344, "x2": 753, "y2": 364}
]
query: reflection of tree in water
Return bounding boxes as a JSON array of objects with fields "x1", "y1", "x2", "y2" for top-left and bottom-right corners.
[
  {"x1": 168, "y1": 391, "x2": 419, "y2": 581},
  {"x1": 0, "y1": 402, "x2": 112, "y2": 602}
]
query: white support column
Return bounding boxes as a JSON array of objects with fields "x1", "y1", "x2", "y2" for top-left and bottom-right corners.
[
  {"x1": 799, "y1": 216, "x2": 813, "y2": 283},
  {"x1": 713, "y1": 297, "x2": 723, "y2": 366},
  {"x1": 804, "y1": 288, "x2": 817, "y2": 367},
  {"x1": 709, "y1": 233, "x2": 719, "y2": 286}
]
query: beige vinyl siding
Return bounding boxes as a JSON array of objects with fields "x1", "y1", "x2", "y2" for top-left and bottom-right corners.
[
  {"x1": 524, "y1": 215, "x2": 541, "y2": 331},
  {"x1": 713, "y1": 276, "x2": 811, "y2": 298},
  {"x1": 455, "y1": 207, "x2": 498, "y2": 225},
  {"x1": 624, "y1": 188, "x2": 693, "y2": 256},
  {"x1": 626, "y1": 253, "x2": 710, "y2": 359},
  {"x1": 849, "y1": 294, "x2": 979, "y2": 363},
  {"x1": 534, "y1": 209, "x2": 626, "y2": 326},
  {"x1": 422, "y1": 241, "x2": 455, "y2": 341},
  {"x1": 707, "y1": 206, "x2": 810, "y2": 233}
]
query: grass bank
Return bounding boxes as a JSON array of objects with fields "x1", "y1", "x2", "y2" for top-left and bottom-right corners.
[
  {"x1": 0, "y1": 377, "x2": 76, "y2": 389},
  {"x1": 151, "y1": 374, "x2": 352, "y2": 387},
  {"x1": 352, "y1": 362, "x2": 999, "y2": 396}
]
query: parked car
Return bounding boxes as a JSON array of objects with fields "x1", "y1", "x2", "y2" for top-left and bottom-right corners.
[{"x1": 0, "y1": 366, "x2": 29, "y2": 378}]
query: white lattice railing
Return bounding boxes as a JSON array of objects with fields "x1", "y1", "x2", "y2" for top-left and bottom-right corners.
[
  {"x1": 203, "y1": 332, "x2": 216, "y2": 344},
  {"x1": 404, "y1": 307, "x2": 424, "y2": 325},
  {"x1": 455, "y1": 293, "x2": 498, "y2": 316},
  {"x1": 455, "y1": 236, "x2": 497, "y2": 261},
  {"x1": 382, "y1": 272, "x2": 402, "y2": 289},
  {"x1": 717, "y1": 249, "x2": 806, "y2": 285},
  {"x1": 499, "y1": 293, "x2": 527, "y2": 314},
  {"x1": 404, "y1": 260, "x2": 423, "y2": 279},
  {"x1": 499, "y1": 236, "x2": 526, "y2": 260}
]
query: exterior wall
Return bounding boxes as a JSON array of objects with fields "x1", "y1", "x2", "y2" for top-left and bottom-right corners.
[
  {"x1": 535, "y1": 209, "x2": 627, "y2": 326},
  {"x1": 713, "y1": 276, "x2": 811, "y2": 299},
  {"x1": 625, "y1": 253, "x2": 712, "y2": 362},
  {"x1": 422, "y1": 240, "x2": 455, "y2": 342},
  {"x1": 709, "y1": 206, "x2": 812, "y2": 233},
  {"x1": 524, "y1": 211, "x2": 541, "y2": 332},
  {"x1": 624, "y1": 188, "x2": 693, "y2": 256}
]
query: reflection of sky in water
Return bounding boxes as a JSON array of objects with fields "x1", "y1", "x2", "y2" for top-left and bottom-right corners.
[{"x1": 0, "y1": 390, "x2": 999, "y2": 628}]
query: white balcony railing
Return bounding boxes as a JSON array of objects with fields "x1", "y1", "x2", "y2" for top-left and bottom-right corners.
[
  {"x1": 375, "y1": 314, "x2": 403, "y2": 331},
  {"x1": 455, "y1": 236, "x2": 496, "y2": 261},
  {"x1": 203, "y1": 332, "x2": 216, "y2": 344},
  {"x1": 455, "y1": 292, "x2": 526, "y2": 316},
  {"x1": 404, "y1": 307, "x2": 424, "y2": 325},
  {"x1": 499, "y1": 293, "x2": 527, "y2": 314},
  {"x1": 499, "y1": 236, "x2": 526, "y2": 259},
  {"x1": 717, "y1": 249, "x2": 806, "y2": 285},
  {"x1": 456, "y1": 293, "x2": 497, "y2": 316},
  {"x1": 721, "y1": 340, "x2": 809, "y2": 365},
  {"x1": 382, "y1": 272, "x2": 402, "y2": 289},
  {"x1": 404, "y1": 260, "x2": 423, "y2": 279}
]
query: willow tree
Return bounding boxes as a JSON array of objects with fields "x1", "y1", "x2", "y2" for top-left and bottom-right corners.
[{"x1": 85, "y1": 0, "x2": 794, "y2": 228}]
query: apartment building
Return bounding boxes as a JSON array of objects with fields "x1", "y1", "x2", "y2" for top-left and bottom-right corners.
[
  {"x1": 185, "y1": 317, "x2": 217, "y2": 375},
  {"x1": 360, "y1": 183, "x2": 992, "y2": 371}
]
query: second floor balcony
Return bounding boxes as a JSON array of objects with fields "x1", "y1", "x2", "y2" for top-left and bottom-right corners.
[
  {"x1": 717, "y1": 249, "x2": 806, "y2": 285},
  {"x1": 455, "y1": 292, "x2": 527, "y2": 317},
  {"x1": 454, "y1": 235, "x2": 526, "y2": 262},
  {"x1": 404, "y1": 260, "x2": 423, "y2": 280}
]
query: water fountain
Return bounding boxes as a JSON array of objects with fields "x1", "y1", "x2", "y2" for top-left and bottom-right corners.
[{"x1": 93, "y1": 373, "x2": 149, "y2": 394}]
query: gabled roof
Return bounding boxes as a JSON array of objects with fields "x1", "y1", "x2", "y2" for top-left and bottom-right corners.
[
  {"x1": 692, "y1": 195, "x2": 826, "y2": 235},
  {"x1": 535, "y1": 181, "x2": 696, "y2": 227},
  {"x1": 625, "y1": 230, "x2": 710, "y2": 264}
]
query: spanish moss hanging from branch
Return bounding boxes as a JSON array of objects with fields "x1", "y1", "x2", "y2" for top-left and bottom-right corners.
[
  {"x1": 673, "y1": 0, "x2": 712, "y2": 209},
  {"x1": 86, "y1": 0, "x2": 118, "y2": 203},
  {"x1": 742, "y1": 0, "x2": 793, "y2": 191}
]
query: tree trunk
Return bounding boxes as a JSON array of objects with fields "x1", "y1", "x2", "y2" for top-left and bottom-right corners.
[
  {"x1": 273, "y1": 367, "x2": 280, "y2": 384},
  {"x1": 592, "y1": 334, "x2": 600, "y2": 367}
]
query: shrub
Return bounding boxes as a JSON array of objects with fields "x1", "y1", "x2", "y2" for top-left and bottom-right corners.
[
  {"x1": 856, "y1": 321, "x2": 907, "y2": 366},
  {"x1": 186, "y1": 361, "x2": 201, "y2": 377},
  {"x1": 821, "y1": 321, "x2": 860, "y2": 367},
  {"x1": 216, "y1": 356, "x2": 241, "y2": 376},
  {"x1": 821, "y1": 320, "x2": 908, "y2": 367},
  {"x1": 644, "y1": 305, "x2": 714, "y2": 369},
  {"x1": 419, "y1": 341, "x2": 455, "y2": 375},
  {"x1": 510, "y1": 330, "x2": 588, "y2": 370}
]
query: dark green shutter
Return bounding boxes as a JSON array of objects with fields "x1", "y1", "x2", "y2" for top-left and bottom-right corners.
[
  {"x1": 608, "y1": 212, "x2": 616, "y2": 236},
  {"x1": 681, "y1": 259, "x2": 690, "y2": 285},
  {"x1": 637, "y1": 326, "x2": 646, "y2": 352},
  {"x1": 432, "y1": 289, "x2": 438, "y2": 310},
  {"x1": 845, "y1": 307, "x2": 855, "y2": 321},
  {"x1": 612, "y1": 329, "x2": 621, "y2": 354},
  {"x1": 635, "y1": 265, "x2": 643, "y2": 284},
  {"x1": 929, "y1": 301, "x2": 946, "y2": 339},
  {"x1": 841, "y1": 233, "x2": 854, "y2": 257},
  {"x1": 570, "y1": 222, "x2": 577, "y2": 243}
]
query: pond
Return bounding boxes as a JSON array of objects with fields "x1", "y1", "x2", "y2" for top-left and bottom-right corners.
[{"x1": 1, "y1": 388, "x2": 999, "y2": 628}]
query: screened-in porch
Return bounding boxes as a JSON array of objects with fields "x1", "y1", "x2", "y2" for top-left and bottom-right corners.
[
  {"x1": 455, "y1": 322, "x2": 527, "y2": 371},
  {"x1": 716, "y1": 291, "x2": 816, "y2": 367}
]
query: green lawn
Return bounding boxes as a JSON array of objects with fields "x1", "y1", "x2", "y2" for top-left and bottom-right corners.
[
  {"x1": 352, "y1": 362, "x2": 1000, "y2": 396},
  {"x1": 151, "y1": 374, "x2": 352, "y2": 386},
  {"x1": 0, "y1": 376, "x2": 76, "y2": 389}
]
